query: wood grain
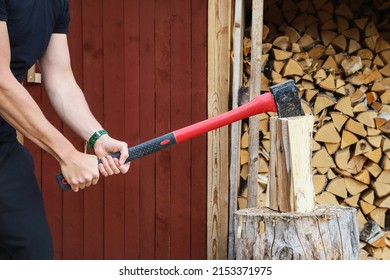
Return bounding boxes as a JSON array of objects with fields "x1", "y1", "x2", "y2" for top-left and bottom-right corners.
[{"x1": 207, "y1": 0, "x2": 232, "y2": 260}]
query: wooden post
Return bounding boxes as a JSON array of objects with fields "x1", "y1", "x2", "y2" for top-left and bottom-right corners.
[
  {"x1": 234, "y1": 116, "x2": 360, "y2": 259},
  {"x1": 228, "y1": 0, "x2": 245, "y2": 260},
  {"x1": 207, "y1": 0, "x2": 232, "y2": 260},
  {"x1": 247, "y1": 0, "x2": 264, "y2": 208}
]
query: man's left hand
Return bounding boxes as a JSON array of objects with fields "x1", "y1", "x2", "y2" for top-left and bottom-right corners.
[{"x1": 92, "y1": 134, "x2": 130, "y2": 177}]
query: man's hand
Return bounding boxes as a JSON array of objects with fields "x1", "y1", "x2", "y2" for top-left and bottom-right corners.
[
  {"x1": 60, "y1": 151, "x2": 100, "y2": 192},
  {"x1": 92, "y1": 134, "x2": 131, "y2": 177}
]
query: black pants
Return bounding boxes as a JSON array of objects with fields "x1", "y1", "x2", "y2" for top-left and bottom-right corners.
[{"x1": 0, "y1": 140, "x2": 53, "y2": 259}]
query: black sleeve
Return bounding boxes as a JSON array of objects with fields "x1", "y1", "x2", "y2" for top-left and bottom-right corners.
[
  {"x1": 0, "y1": 0, "x2": 7, "y2": 21},
  {"x1": 53, "y1": 0, "x2": 70, "y2": 34}
]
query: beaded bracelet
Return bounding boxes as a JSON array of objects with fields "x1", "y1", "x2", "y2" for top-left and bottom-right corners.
[{"x1": 87, "y1": 130, "x2": 108, "y2": 150}]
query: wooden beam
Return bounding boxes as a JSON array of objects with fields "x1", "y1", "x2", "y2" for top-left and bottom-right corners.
[
  {"x1": 16, "y1": 131, "x2": 24, "y2": 145},
  {"x1": 26, "y1": 64, "x2": 42, "y2": 84},
  {"x1": 247, "y1": 0, "x2": 264, "y2": 207},
  {"x1": 207, "y1": 0, "x2": 232, "y2": 260},
  {"x1": 228, "y1": 0, "x2": 245, "y2": 260}
]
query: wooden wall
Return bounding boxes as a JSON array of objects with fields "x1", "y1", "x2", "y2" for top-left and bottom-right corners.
[{"x1": 24, "y1": 0, "x2": 207, "y2": 260}]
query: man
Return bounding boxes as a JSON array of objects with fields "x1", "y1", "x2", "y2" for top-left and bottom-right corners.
[{"x1": 0, "y1": 0, "x2": 130, "y2": 259}]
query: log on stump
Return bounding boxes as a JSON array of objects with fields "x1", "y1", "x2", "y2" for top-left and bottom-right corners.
[
  {"x1": 266, "y1": 116, "x2": 315, "y2": 212},
  {"x1": 234, "y1": 205, "x2": 360, "y2": 260},
  {"x1": 234, "y1": 116, "x2": 360, "y2": 259}
]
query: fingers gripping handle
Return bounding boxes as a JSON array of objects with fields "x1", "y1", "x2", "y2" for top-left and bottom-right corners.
[{"x1": 56, "y1": 133, "x2": 177, "y2": 190}]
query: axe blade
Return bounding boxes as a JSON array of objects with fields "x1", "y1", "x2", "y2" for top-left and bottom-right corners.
[{"x1": 270, "y1": 80, "x2": 305, "y2": 118}]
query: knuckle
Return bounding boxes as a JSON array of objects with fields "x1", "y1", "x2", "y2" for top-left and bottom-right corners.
[{"x1": 71, "y1": 179, "x2": 80, "y2": 186}]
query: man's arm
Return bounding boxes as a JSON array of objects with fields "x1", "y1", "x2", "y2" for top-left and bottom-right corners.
[
  {"x1": 39, "y1": 33, "x2": 130, "y2": 176},
  {"x1": 0, "y1": 23, "x2": 70, "y2": 160},
  {"x1": 38, "y1": 33, "x2": 104, "y2": 142},
  {"x1": 0, "y1": 22, "x2": 99, "y2": 191}
]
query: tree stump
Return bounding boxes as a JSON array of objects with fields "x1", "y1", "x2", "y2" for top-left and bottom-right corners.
[{"x1": 234, "y1": 205, "x2": 360, "y2": 260}]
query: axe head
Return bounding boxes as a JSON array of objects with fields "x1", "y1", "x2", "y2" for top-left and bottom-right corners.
[{"x1": 270, "y1": 80, "x2": 305, "y2": 118}]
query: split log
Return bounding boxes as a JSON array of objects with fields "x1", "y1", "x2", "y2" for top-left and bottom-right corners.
[{"x1": 266, "y1": 116, "x2": 315, "y2": 212}]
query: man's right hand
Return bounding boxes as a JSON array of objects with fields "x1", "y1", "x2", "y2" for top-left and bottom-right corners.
[{"x1": 59, "y1": 151, "x2": 99, "y2": 192}]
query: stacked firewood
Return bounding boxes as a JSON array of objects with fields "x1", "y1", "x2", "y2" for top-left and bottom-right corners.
[{"x1": 238, "y1": 0, "x2": 390, "y2": 259}]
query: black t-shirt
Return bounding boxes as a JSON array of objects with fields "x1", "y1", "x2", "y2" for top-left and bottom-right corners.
[{"x1": 0, "y1": 0, "x2": 70, "y2": 142}]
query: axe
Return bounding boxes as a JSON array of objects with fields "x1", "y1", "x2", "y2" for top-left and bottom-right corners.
[{"x1": 56, "y1": 79, "x2": 304, "y2": 190}]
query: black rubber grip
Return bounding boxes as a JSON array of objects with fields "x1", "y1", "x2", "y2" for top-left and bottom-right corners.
[{"x1": 56, "y1": 133, "x2": 177, "y2": 190}]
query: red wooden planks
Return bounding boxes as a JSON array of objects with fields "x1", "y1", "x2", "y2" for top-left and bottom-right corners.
[
  {"x1": 139, "y1": 0, "x2": 156, "y2": 260},
  {"x1": 26, "y1": 0, "x2": 208, "y2": 260},
  {"x1": 63, "y1": 0, "x2": 85, "y2": 260},
  {"x1": 124, "y1": 0, "x2": 141, "y2": 260},
  {"x1": 170, "y1": 0, "x2": 192, "y2": 260},
  {"x1": 102, "y1": 0, "x2": 126, "y2": 259},
  {"x1": 190, "y1": 0, "x2": 208, "y2": 260},
  {"x1": 155, "y1": 0, "x2": 172, "y2": 260},
  {"x1": 82, "y1": 0, "x2": 105, "y2": 260}
]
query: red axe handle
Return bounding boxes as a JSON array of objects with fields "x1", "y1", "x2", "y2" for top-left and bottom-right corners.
[{"x1": 56, "y1": 92, "x2": 276, "y2": 190}]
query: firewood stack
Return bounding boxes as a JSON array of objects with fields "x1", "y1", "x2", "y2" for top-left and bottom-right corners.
[{"x1": 238, "y1": 0, "x2": 390, "y2": 259}]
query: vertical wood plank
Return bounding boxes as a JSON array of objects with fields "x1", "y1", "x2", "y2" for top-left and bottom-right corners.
[
  {"x1": 103, "y1": 0, "x2": 126, "y2": 259},
  {"x1": 229, "y1": 0, "x2": 245, "y2": 260},
  {"x1": 139, "y1": 0, "x2": 156, "y2": 260},
  {"x1": 82, "y1": 0, "x2": 104, "y2": 260},
  {"x1": 124, "y1": 0, "x2": 141, "y2": 260},
  {"x1": 247, "y1": 0, "x2": 264, "y2": 208},
  {"x1": 190, "y1": 0, "x2": 208, "y2": 260},
  {"x1": 171, "y1": 0, "x2": 192, "y2": 260},
  {"x1": 155, "y1": 0, "x2": 172, "y2": 260},
  {"x1": 207, "y1": 0, "x2": 232, "y2": 260},
  {"x1": 63, "y1": 0, "x2": 85, "y2": 259}
]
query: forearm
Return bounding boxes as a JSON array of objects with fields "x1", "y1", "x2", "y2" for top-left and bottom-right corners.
[
  {"x1": 0, "y1": 72, "x2": 76, "y2": 163},
  {"x1": 42, "y1": 69, "x2": 104, "y2": 142},
  {"x1": 36, "y1": 33, "x2": 104, "y2": 143}
]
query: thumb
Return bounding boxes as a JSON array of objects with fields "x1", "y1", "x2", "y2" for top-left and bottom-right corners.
[
  {"x1": 93, "y1": 144, "x2": 109, "y2": 159},
  {"x1": 119, "y1": 143, "x2": 129, "y2": 165}
]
